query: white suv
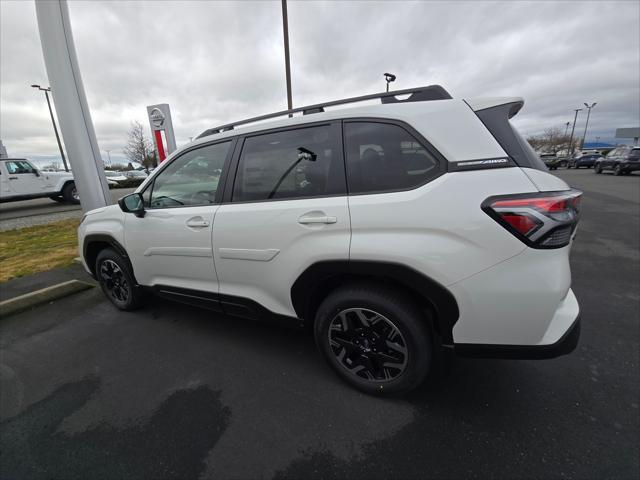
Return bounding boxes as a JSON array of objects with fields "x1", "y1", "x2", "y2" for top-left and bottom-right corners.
[
  {"x1": 78, "y1": 85, "x2": 582, "y2": 395},
  {"x1": 0, "y1": 158, "x2": 79, "y2": 204}
]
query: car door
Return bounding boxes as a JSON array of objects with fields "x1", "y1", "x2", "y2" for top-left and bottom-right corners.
[
  {"x1": 124, "y1": 140, "x2": 234, "y2": 295},
  {"x1": 3, "y1": 160, "x2": 48, "y2": 195},
  {"x1": 212, "y1": 122, "x2": 350, "y2": 319},
  {"x1": 604, "y1": 149, "x2": 618, "y2": 168}
]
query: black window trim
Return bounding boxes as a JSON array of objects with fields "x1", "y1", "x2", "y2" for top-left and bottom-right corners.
[
  {"x1": 141, "y1": 136, "x2": 237, "y2": 210},
  {"x1": 341, "y1": 117, "x2": 448, "y2": 197},
  {"x1": 222, "y1": 120, "x2": 347, "y2": 205}
]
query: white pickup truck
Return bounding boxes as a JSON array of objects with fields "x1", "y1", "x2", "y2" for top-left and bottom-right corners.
[{"x1": 0, "y1": 158, "x2": 79, "y2": 204}]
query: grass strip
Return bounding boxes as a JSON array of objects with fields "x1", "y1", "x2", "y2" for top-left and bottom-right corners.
[{"x1": 0, "y1": 218, "x2": 80, "y2": 283}]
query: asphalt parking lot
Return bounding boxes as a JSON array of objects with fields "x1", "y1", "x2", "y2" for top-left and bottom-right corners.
[
  {"x1": 0, "y1": 188, "x2": 136, "y2": 231},
  {"x1": 0, "y1": 168, "x2": 638, "y2": 479}
]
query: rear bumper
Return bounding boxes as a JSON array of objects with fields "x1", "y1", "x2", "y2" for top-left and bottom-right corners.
[{"x1": 455, "y1": 314, "x2": 580, "y2": 359}]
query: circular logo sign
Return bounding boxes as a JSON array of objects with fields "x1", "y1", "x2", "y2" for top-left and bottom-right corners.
[{"x1": 149, "y1": 108, "x2": 165, "y2": 128}]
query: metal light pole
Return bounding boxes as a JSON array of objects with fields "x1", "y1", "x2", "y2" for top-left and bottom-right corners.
[
  {"x1": 104, "y1": 149, "x2": 112, "y2": 166},
  {"x1": 567, "y1": 108, "x2": 582, "y2": 158},
  {"x1": 31, "y1": 84, "x2": 69, "y2": 172},
  {"x1": 581, "y1": 102, "x2": 597, "y2": 148},
  {"x1": 35, "y1": 0, "x2": 112, "y2": 212},
  {"x1": 564, "y1": 121, "x2": 571, "y2": 137},
  {"x1": 281, "y1": 0, "x2": 292, "y2": 112}
]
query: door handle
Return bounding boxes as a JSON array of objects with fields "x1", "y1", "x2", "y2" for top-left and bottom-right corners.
[
  {"x1": 186, "y1": 218, "x2": 210, "y2": 228},
  {"x1": 297, "y1": 214, "x2": 337, "y2": 225},
  {"x1": 8, "y1": 177, "x2": 18, "y2": 180}
]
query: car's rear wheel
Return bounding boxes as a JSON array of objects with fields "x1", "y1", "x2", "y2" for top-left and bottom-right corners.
[
  {"x1": 314, "y1": 283, "x2": 432, "y2": 396},
  {"x1": 62, "y1": 182, "x2": 80, "y2": 204},
  {"x1": 95, "y1": 248, "x2": 146, "y2": 310},
  {"x1": 614, "y1": 164, "x2": 623, "y2": 176}
]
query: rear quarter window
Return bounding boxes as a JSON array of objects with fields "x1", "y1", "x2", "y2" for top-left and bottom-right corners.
[{"x1": 343, "y1": 121, "x2": 441, "y2": 194}]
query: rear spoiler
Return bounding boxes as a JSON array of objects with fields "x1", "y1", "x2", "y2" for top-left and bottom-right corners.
[{"x1": 466, "y1": 97, "x2": 524, "y2": 118}]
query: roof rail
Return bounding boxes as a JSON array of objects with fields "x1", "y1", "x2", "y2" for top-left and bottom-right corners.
[{"x1": 196, "y1": 84, "x2": 452, "y2": 139}]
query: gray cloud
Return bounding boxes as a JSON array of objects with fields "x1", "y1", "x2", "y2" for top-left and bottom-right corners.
[{"x1": 1, "y1": 0, "x2": 638, "y2": 164}]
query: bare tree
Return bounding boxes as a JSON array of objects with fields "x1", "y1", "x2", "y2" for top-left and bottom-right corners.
[
  {"x1": 526, "y1": 135, "x2": 546, "y2": 151},
  {"x1": 527, "y1": 127, "x2": 579, "y2": 156},
  {"x1": 123, "y1": 121, "x2": 155, "y2": 168}
]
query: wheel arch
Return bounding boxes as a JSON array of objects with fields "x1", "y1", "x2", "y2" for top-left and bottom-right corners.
[
  {"x1": 291, "y1": 260, "x2": 460, "y2": 344},
  {"x1": 83, "y1": 234, "x2": 133, "y2": 279},
  {"x1": 60, "y1": 179, "x2": 75, "y2": 192}
]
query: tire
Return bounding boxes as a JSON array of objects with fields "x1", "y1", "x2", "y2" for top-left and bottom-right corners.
[
  {"x1": 314, "y1": 283, "x2": 432, "y2": 396},
  {"x1": 595, "y1": 164, "x2": 602, "y2": 174},
  {"x1": 614, "y1": 164, "x2": 623, "y2": 176},
  {"x1": 95, "y1": 248, "x2": 146, "y2": 310},
  {"x1": 62, "y1": 182, "x2": 80, "y2": 204}
]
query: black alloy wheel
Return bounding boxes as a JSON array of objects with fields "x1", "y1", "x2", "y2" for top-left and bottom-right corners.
[
  {"x1": 328, "y1": 307, "x2": 408, "y2": 382},
  {"x1": 95, "y1": 248, "x2": 146, "y2": 310},
  {"x1": 315, "y1": 284, "x2": 432, "y2": 395},
  {"x1": 99, "y1": 259, "x2": 130, "y2": 305}
]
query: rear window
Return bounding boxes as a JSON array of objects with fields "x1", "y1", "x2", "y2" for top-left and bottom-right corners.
[
  {"x1": 629, "y1": 149, "x2": 640, "y2": 158},
  {"x1": 474, "y1": 103, "x2": 547, "y2": 171}
]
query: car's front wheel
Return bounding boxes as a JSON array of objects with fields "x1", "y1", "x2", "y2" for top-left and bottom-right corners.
[
  {"x1": 314, "y1": 283, "x2": 432, "y2": 396},
  {"x1": 95, "y1": 248, "x2": 146, "y2": 310},
  {"x1": 614, "y1": 164, "x2": 623, "y2": 176},
  {"x1": 595, "y1": 163, "x2": 603, "y2": 174}
]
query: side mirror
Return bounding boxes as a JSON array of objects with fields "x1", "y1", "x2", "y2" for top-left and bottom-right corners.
[
  {"x1": 33, "y1": 168, "x2": 40, "y2": 177},
  {"x1": 118, "y1": 193, "x2": 145, "y2": 218}
]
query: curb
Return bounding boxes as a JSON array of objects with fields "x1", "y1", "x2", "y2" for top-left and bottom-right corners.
[{"x1": 0, "y1": 280, "x2": 95, "y2": 318}]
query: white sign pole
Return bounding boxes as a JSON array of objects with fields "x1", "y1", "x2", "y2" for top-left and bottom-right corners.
[{"x1": 35, "y1": 0, "x2": 112, "y2": 212}]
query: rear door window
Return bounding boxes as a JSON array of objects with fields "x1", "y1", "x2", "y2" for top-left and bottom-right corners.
[
  {"x1": 232, "y1": 124, "x2": 345, "y2": 202},
  {"x1": 343, "y1": 122, "x2": 440, "y2": 194}
]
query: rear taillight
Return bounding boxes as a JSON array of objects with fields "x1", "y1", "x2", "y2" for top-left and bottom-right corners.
[{"x1": 482, "y1": 190, "x2": 582, "y2": 249}]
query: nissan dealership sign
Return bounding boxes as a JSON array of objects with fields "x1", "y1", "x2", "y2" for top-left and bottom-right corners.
[{"x1": 146, "y1": 103, "x2": 176, "y2": 162}]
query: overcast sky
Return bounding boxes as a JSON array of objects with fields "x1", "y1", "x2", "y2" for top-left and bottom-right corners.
[{"x1": 1, "y1": 0, "x2": 639, "y2": 165}]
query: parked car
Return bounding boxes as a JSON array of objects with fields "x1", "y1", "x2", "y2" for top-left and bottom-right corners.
[
  {"x1": 103, "y1": 170, "x2": 128, "y2": 185},
  {"x1": 540, "y1": 153, "x2": 567, "y2": 170},
  {"x1": 124, "y1": 170, "x2": 148, "y2": 185},
  {"x1": 0, "y1": 158, "x2": 79, "y2": 203},
  {"x1": 567, "y1": 154, "x2": 601, "y2": 169},
  {"x1": 595, "y1": 146, "x2": 640, "y2": 175},
  {"x1": 79, "y1": 86, "x2": 582, "y2": 395}
]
